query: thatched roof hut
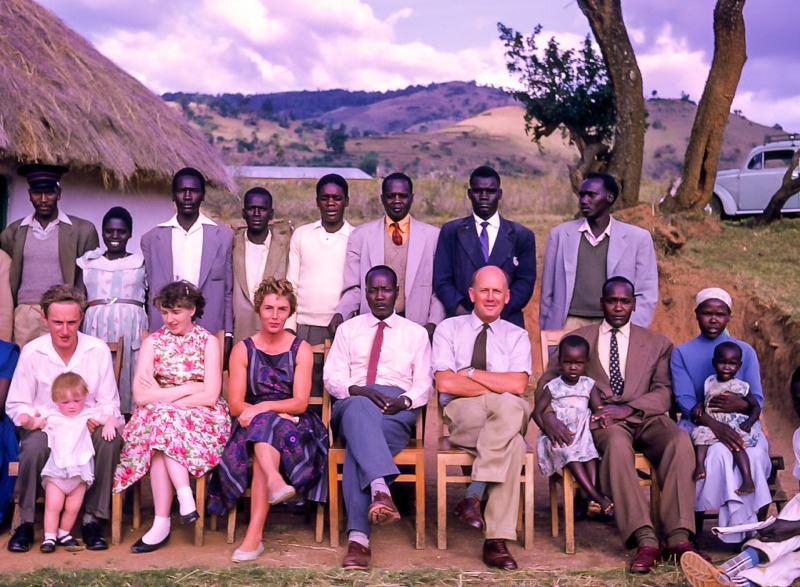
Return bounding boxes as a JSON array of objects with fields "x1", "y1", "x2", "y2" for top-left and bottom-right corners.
[{"x1": 0, "y1": 0, "x2": 232, "y2": 190}]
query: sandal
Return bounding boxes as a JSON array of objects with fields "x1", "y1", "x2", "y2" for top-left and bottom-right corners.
[
  {"x1": 57, "y1": 534, "x2": 84, "y2": 551},
  {"x1": 40, "y1": 538, "x2": 56, "y2": 553},
  {"x1": 587, "y1": 500, "x2": 602, "y2": 517}
]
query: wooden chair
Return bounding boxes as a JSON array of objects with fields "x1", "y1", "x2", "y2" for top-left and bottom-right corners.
[
  {"x1": 111, "y1": 330, "x2": 223, "y2": 546},
  {"x1": 436, "y1": 393, "x2": 535, "y2": 550},
  {"x1": 539, "y1": 329, "x2": 659, "y2": 554},
  {"x1": 224, "y1": 342, "x2": 328, "y2": 544},
  {"x1": 323, "y1": 370, "x2": 427, "y2": 549},
  {"x1": 9, "y1": 337, "x2": 123, "y2": 531}
]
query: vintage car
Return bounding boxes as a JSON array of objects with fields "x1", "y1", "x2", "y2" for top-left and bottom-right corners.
[{"x1": 711, "y1": 134, "x2": 800, "y2": 217}]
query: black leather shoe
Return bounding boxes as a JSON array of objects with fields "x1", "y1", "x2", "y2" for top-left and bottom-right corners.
[
  {"x1": 131, "y1": 534, "x2": 170, "y2": 553},
  {"x1": 180, "y1": 510, "x2": 199, "y2": 525},
  {"x1": 8, "y1": 522, "x2": 34, "y2": 553},
  {"x1": 81, "y1": 522, "x2": 108, "y2": 551}
]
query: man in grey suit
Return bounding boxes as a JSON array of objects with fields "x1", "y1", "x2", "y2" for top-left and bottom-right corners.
[
  {"x1": 231, "y1": 187, "x2": 289, "y2": 344},
  {"x1": 539, "y1": 172, "x2": 658, "y2": 331},
  {"x1": 141, "y1": 167, "x2": 234, "y2": 358},
  {"x1": 329, "y1": 172, "x2": 444, "y2": 339}
]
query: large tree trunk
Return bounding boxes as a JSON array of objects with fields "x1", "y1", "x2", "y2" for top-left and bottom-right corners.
[
  {"x1": 662, "y1": 0, "x2": 747, "y2": 213},
  {"x1": 577, "y1": 0, "x2": 646, "y2": 209},
  {"x1": 749, "y1": 150, "x2": 800, "y2": 226}
]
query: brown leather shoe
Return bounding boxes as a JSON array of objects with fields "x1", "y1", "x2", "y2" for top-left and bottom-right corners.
[
  {"x1": 342, "y1": 541, "x2": 371, "y2": 570},
  {"x1": 368, "y1": 491, "x2": 401, "y2": 525},
  {"x1": 482, "y1": 539, "x2": 518, "y2": 570},
  {"x1": 628, "y1": 545, "x2": 662, "y2": 574},
  {"x1": 454, "y1": 496, "x2": 485, "y2": 531},
  {"x1": 664, "y1": 541, "x2": 711, "y2": 563}
]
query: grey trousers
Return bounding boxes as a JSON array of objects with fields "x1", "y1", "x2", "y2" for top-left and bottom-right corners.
[
  {"x1": 295, "y1": 324, "x2": 328, "y2": 401},
  {"x1": 16, "y1": 426, "x2": 123, "y2": 525},
  {"x1": 331, "y1": 384, "x2": 418, "y2": 536}
]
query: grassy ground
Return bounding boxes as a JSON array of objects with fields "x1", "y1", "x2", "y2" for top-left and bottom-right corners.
[
  {"x1": 683, "y1": 217, "x2": 800, "y2": 319},
  {"x1": 1, "y1": 565, "x2": 689, "y2": 587}
]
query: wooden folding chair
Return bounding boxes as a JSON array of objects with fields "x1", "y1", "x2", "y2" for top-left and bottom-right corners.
[
  {"x1": 435, "y1": 393, "x2": 535, "y2": 550},
  {"x1": 224, "y1": 342, "x2": 327, "y2": 544},
  {"x1": 324, "y1": 352, "x2": 427, "y2": 549},
  {"x1": 111, "y1": 330, "x2": 223, "y2": 546},
  {"x1": 539, "y1": 329, "x2": 659, "y2": 554}
]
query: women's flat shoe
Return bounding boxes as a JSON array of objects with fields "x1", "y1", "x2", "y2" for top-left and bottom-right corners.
[
  {"x1": 180, "y1": 510, "x2": 200, "y2": 525},
  {"x1": 268, "y1": 485, "x2": 296, "y2": 505},
  {"x1": 231, "y1": 542, "x2": 265, "y2": 562},
  {"x1": 131, "y1": 534, "x2": 170, "y2": 553}
]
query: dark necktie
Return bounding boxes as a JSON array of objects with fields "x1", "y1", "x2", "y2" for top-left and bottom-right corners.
[
  {"x1": 391, "y1": 222, "x2": 403, "y2": 246},
  {"x1": 609, "y1": 328, "x2": 624, "y2": 396},
  {"x1": 366, "y1": 321, "x2": 387, "y2": 385},
  {"x1": 471, "y1": 323, "x2": 490, "y2": 371},
  {"x1": 479, "y1": 221, "x2": 490, "y2": 261}
]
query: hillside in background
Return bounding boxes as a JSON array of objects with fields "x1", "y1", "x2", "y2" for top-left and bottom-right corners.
[{"x1": 165, "y1": 81, "x2": 787, "y2": 190}]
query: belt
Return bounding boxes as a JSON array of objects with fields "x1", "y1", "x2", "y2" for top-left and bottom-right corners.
[{"x1": 88, "y1": 298, "x2": 145, "y2": 308}]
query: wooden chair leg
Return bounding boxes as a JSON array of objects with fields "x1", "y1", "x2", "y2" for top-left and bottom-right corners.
[
  {"x1": 564, "y1": 470, "x2": 575, "y2": 554},
  {"x1": 11, "y1": 499, "x2": 20, "y2": 532},
  {"x1": 329, "y1": 458, "x2": 340, "y2": 548},
  {"x1": 414, "y1": 454, "x2": 425, "y2": 550},
  {"x1": 111, "y1": 491, "x2": 122, "y2": 545},
  {"x1": 549, "y1": 475, "x2": 559, "y2": 538},
  {"x1": 523, "y1": 454, "x2": 534, "y2": 549},
  {"x1": 133, "y1": 482, "x2": 141, "y2": 530},
  {"x1": 210, "y1": 514, "x2": 218, "y2": 532},
  {"x1": 315, "y1": 502, "x2": 324, "y2": 544},
  {"x1": 437, "y1": 459, "x2": 448, "y2": 550},
  {"x1": 194, "y1": 475, "x2": 206, "y2": 546},
  {"x1": 227, "y1": 508, "x2": 237, "y2": 544}
]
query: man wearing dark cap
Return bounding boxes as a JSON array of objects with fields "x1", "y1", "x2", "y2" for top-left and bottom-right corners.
[{"x1": 0, "y1": 164, "x2": 99, "y2": 346}]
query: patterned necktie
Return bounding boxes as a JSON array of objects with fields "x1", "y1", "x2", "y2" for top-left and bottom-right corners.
[
  {"x1": 609, "y1": 328, "x2": 624, "y2": 396},
  {"x1": 471, "y1": 323, "x2": 490, "y2": 371},
  {"x1": 479, "y1": 221, "x2": 490, "y2": 261},
  {"x1": 391, "y1": 222, "x2": 403, "y2": 246},
  {"x1": 365, "y1": 321, "x2": 387, "y2": 385}
]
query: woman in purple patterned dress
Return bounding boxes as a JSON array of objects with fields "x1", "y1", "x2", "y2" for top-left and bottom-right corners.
[
  {"x1": 113, "y1": 282, "x2": 230, "y2": 553},
  {"x1": 208, "y1": 277, "x2": 327, "y2": 562}
]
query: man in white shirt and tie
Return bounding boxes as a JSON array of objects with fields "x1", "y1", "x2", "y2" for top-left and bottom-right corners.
[{"x1": 323, "y1": 265, "x2": 431, "y2": 570}]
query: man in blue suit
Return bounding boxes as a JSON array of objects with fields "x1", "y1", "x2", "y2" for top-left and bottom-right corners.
[{"x1": 433, "y1": 166, "x2": 536, "y2": 329}]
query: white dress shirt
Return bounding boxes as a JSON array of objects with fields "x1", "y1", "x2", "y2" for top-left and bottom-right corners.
[
  {"x1": 6, "y1": 332, "x2": 122, "y2": 425},
  {"x1": 578, "y1": 216, "x2": 614, "y2": 247},
  {"x1": 473, "y1": 211, "x2": 500, "y2": 254},
  {"x1": 19, "y1": 209, "x2": 72, "y2": 240},
  {"x1": 244, "y1": 232, "x2": 272, "y2": 302},
  {"x1": 597, "y1": 319, "x2": 631, "y2": 380},
  {"x1": 158, "y1": 212, "x2": 217, "y2": 286},
  {"x1": 323, "y1": 312, "x2": 432, "y2": 409}
]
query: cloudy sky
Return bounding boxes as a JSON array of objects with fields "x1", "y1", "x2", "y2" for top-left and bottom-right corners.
[{"x1": 41, "y1": 0, "x2": 800, "y2": 131}]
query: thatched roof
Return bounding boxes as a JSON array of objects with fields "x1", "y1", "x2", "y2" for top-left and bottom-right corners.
[{"x1": 0, "y1": 0, "x2": 234, "y2": 190}]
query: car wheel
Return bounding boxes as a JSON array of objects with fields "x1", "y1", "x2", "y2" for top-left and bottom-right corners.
[{"x1": 707, "y1": 195, "x2": 726, "y2": 219}]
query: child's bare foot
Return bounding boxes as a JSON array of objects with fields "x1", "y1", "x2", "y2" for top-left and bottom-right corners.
[
  {"x1": 693, "y1": 466, "x2": 706, "y2": 481},
  {"x1": 736, "y1": 479, "x2": 756, "y2": 495},
  {"x1": 598, "y1": 496, "x2": 615, "y2": 518}
]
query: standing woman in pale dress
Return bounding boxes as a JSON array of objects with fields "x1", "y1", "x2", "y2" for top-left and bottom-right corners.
[
  {"x1": 113, "y1": 281, "x2": 230, "y2": 553},
  {"x1": 77, "y1": 207, "x2": 148, "y2": 415}
]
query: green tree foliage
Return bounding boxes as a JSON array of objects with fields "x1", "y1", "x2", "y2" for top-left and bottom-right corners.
[
  {"x1": 358, "y1": 151, "x2": 379, "y2": 176},
  {"x1": 498, "y1": 23, "x2": 615, "y2": 188},
  {"x1": 325, "y1": 123, "x2": 348, "y2": 156}
]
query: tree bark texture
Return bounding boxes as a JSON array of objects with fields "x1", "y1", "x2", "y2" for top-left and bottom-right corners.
[
  {"x1": 577, "y1": 0, "x2": 646, "y2": 209},
  {"x1": 663, "y1": 0, "x2": 747, "y2": 213},
  {"x1": 750, "y1": 150, "x2": 800, "y2": 226}
]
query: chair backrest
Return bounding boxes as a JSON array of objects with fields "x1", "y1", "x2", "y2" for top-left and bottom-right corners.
[
  {"x1": 539, "y1": 329, "x2": 569, "y2": 373},
  {"x1": 106, "y1": 337, "x2": 124, "y2": 388}
]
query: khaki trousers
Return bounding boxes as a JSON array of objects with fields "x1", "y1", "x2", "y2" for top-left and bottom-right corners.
[
  {"x1": 563, "y1": 315, "x2": 603, "y2": 331},
  {"x1": 443, "y1": 392, "x2": 531, "y2": 540},
  {"x1": 13, "y1": 304, "x2": 48, "y2": 346},
  {"x1": 592, "y1": 414, "x2": 696, "y2": 546}
]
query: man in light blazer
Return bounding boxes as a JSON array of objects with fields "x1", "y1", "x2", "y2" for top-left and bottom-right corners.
[
  {"x1": 329, "y1": 172, "x2": 444, "y2": 338},
  {"x1": 538, "y1": 277, "x2": 699, "y2": 574},
  {"x1": 539, "y1": 172, "x2": 658, "y2": 331},
  {"x1": 231, "y1": 187, "x2": 289, "y2": 344},
  {"x1": 433, "y1": 165, "x2": 536, "y2": 329},
  {"x1": 0, "y1": 164, "x2": 98, "y2": 345},
  {"x1": 141, "y1": 167, "x2": 234, "y2": 356}
]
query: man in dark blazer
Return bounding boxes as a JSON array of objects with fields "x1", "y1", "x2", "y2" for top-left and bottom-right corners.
[
  {"x1": 231, "y1": 187, "x2": 289, "y2": 344},
  {"x1": 538, "y1": 276, "x2": 701, "y2": 574},
  {"x1": 433, "y1": 165, "x2": 536, "y2": 328},
  {"x1": 141, "y1": 168, "x2": 233, "y2": 355},
  {"x1": 0, "y1": 164, "x2": 98, "y2": 345}
]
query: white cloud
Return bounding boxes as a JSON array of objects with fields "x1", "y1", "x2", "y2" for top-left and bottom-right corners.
[{"x1": 637, "y1": 25, "x2": 710, "y2": 101}]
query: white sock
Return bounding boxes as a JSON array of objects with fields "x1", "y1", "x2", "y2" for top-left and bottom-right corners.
[
  {"x1": 57, "y1": 528, "x2": 70, "y2": 540},
  {"x1": 369, "y1": 478, "x2": 389, "y2": 499},
  {"x1": 349, "y1": 530, "x2": 369, "y2": 548},
  {"x1": 141, "y1": 515, "x2": 171, "y2": 545},
  {"x1": 176, "y1": 486, "x2": 196, "y2": 516},
  {"x1": 44, "y1": 532, "x2": 56, "y2": 541}
]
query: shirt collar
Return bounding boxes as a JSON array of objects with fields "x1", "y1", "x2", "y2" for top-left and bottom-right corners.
[
  {"x1": 368, "y1": 311, "x2": 398, "y2": 328},
  {"x1": 472, "y1": 211, "x2": 500, "y2": 229},
  {"x1": 20, "y1": 209, "x2": 72, "y2": 228},
  {"x1": 158, "y1": 212, "x2": 216, "y2": 230},
  {"x1": 468, "y1": 311, "x2": 500, "y2": 332},
  {"x1": 600, "y1": 319, "x2": 631, "y2": 338},
  {"x1": 578, "y1": 215, "x2": 614, "y2": 242},
  {"x1": 312, "y1": 219, "x2": 354, "y2": 236},
  {"x1": 384, "y1": 215, "x2": 411, "y2": 232}
]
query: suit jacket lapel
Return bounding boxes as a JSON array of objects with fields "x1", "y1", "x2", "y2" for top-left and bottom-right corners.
[
  {"x1": 261, "y1": 228, "x2": 286, "y2": 279},
  {"x1": 198, "y1": 223, "x2": 217, "y2": 287},
  {"x1": 232, "y1": 230, "x2": 248, "y2": 298},
  {"x1": 620, "y1": 325, "x2": 646, "y2": 400},
  {"x1": 487, "y1": 216, "x2": 513, "y2": 264},
  {"x1": 606, "y1": 219, "x2": 628, "y2": 276},
  {"x1": 369, "y1": 220, "x2": 385, "y2": 266},
  {"x1": 404, "y1": 217, "x2": 422, "y2": 294},
  {"x1": 155, "y1": 227, "x2": 173, "y2": 282},
  {"x1": 58, "y1": 220, "x2": 77, "y2": 284},
  {"x1": 456, "y1": 216, "x2": 485, "y2": 268},
  {"x1": 564, "y1": 222, "x2": 581, "y2": 298},
  {"x1": 586, "y1": 326, "x2": 610, "y2": 390}
]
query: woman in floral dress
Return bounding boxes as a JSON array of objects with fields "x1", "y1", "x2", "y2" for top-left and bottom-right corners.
[
  {"x1": 113, "y1": 281, "x2": 230, "y2": 553},
  {"x1": 77, "y1": 206, "x2": 147, "y2": 414},
  {"x1": 207, "y1": 277, "x2": 327, "y2": 562}
]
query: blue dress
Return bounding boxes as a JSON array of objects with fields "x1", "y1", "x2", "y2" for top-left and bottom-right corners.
[
  {"x1": 0, "y1": 341, "x2": 20, "y2": 525},
  {"x1": 207, "y1": 337, "x2": 328, "y2": 515}
]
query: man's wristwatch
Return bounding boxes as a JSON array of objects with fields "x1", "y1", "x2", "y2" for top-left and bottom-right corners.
[
  {"x1": 401, "y1": 396, "x2": 412, "y2": 410},
  {"x1": 467, "y1": 367, "x2": 476, "y2": 379}
]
